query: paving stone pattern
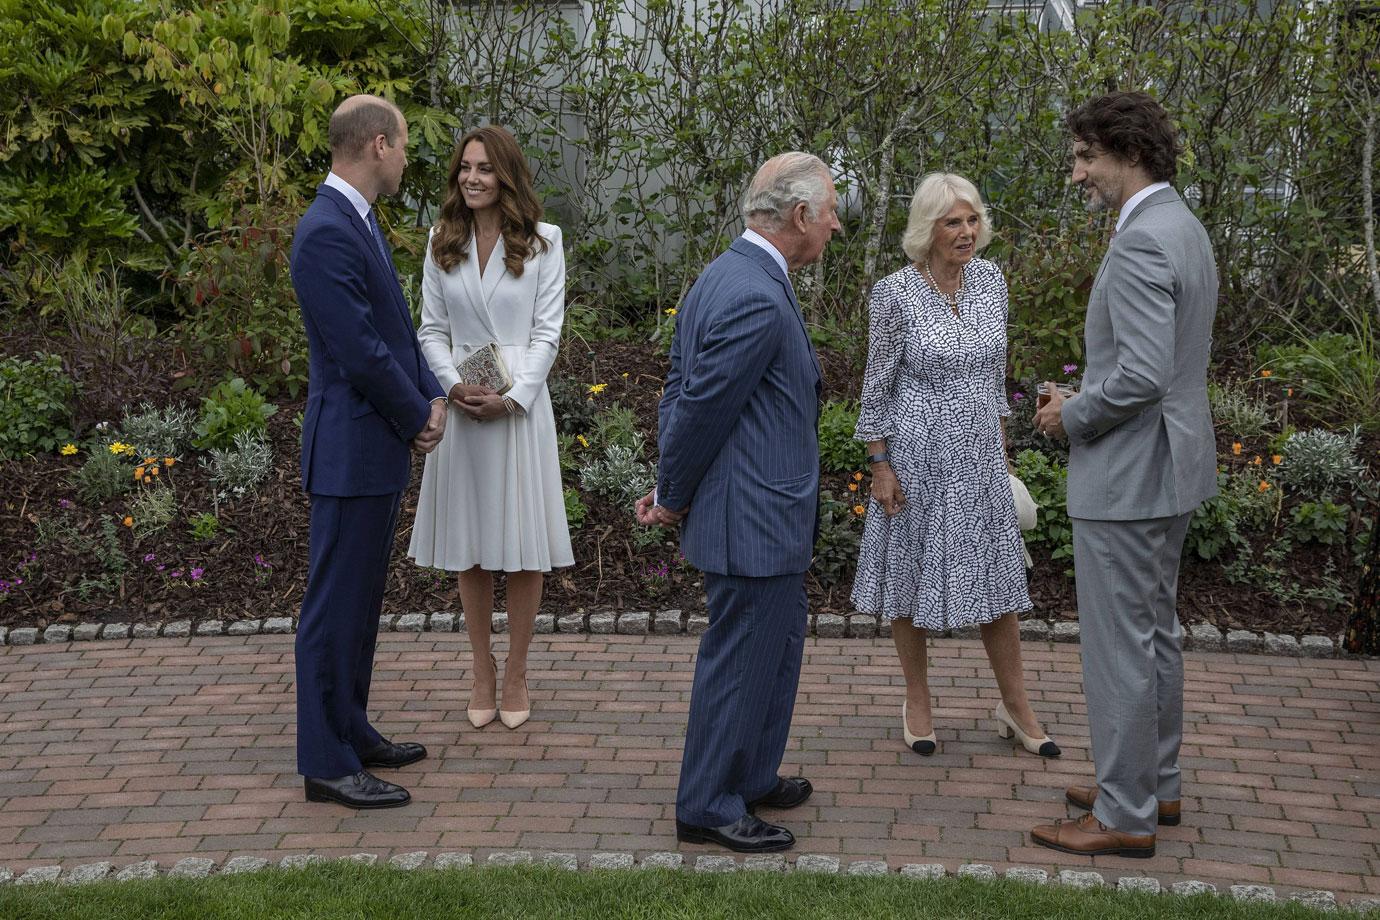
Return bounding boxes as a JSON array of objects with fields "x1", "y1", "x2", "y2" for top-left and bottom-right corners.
[{"x1": 0, "y1": 633, "x2": 1376, "y2": 905}]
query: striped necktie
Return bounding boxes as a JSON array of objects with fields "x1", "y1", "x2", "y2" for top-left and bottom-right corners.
[{"x1": 366, "y1": 208, "x2": 391, "y2": 267}]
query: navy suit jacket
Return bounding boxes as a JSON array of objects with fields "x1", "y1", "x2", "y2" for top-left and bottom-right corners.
[
  {"x1": 657, "y1": 238, "x2": 822, "y2": 577},
  {"x1": 290, "y1": 184, "x2": 444, "y2": 497}
]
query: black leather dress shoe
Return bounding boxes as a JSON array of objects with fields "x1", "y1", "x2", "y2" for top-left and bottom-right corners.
[
  {"x1": 304, "y1": 771, "x2": 411, "y2": 809},
  {"x1": 747, "y1": 776, "x2": 813, "y2": 811},
  {"x1": 675, "y1": 815, "x2": 795, "y2": 852},
  {"x1": 359, "y1": 739, "x2": 427, "y2": 769}
]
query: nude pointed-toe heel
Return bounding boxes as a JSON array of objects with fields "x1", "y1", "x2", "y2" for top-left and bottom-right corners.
[
  {"x1": 499, "y1": 678, "x2": 529, "y2": 729},
  {"x1": 995, "y1": 701, "x2": 1061, "y2": 757},
  {"x1": 467, "y1": 654, "x2": 498, "y2": 729}
]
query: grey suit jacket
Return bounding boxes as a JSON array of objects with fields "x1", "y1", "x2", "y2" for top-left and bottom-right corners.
[{"x1": 1062, "y1": 187, "x2": 1218, "y2": 521}]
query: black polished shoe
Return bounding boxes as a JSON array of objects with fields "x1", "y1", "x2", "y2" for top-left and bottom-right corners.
[
  {"x1": 359, "y1": 739, "x2": 427, "y2": 769},
  {"x1": 303, "y1": 771, "x2": 411, "y2": 809},
  {"x1": 675, "y1": 815, "x2": 795, "y2": 853},
  {"x1": 746, "y1": 776, "x2": 813, "y2": 811}
]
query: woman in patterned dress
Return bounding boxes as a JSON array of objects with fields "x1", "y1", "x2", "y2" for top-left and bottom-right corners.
[{"x1": 851, "y1": 172, "x2": 1059, "y2": 758}]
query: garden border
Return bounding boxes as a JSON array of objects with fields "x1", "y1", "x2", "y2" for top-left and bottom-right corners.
[
  {"x1": 0, "y1": 849, "x2": 1373, "y2": 913},
  {"x1": 0, "y1": 611, "x2": 1367, "y2": 659}
]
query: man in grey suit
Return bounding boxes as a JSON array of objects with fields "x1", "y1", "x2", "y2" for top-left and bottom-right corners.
[
  {"x1": 635, "y1": 152, "x2": 839, "y2": 852},
  {"x1": 1032, "y1": 92, "x2": 1218, "y2": 858}
]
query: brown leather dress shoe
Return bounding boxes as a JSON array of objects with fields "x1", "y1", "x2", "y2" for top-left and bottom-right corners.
[
  {"x1": 1065, "y1": 785, "x2": 1181, "y2": 827},
  {"x1": 1031, "y1": 811, "x2": 1155, "y2": 858}
]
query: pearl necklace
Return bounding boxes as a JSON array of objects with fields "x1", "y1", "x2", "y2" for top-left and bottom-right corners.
[{"x1": 923, "y1": 261, "x2": 965, "y2": 314}]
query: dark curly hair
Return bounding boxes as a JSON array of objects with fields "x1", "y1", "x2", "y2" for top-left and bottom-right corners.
[{"x1": 1065, "y1": 92, "x2": 1182, "y2": 183}]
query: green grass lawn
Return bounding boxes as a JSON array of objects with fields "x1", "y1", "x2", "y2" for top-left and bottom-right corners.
[{"x1": 0, "y1": 864, "x2": 1336, "y2": 920}]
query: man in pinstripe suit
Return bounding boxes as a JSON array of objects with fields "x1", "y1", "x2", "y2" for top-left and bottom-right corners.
[{"x1": 635, "y1": 153, "x2": 839, "y2": 852}]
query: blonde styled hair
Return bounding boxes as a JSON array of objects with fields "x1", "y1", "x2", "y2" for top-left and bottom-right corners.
[{"x1": 900, "y1": 172, "x2": 992, "y2": 263}]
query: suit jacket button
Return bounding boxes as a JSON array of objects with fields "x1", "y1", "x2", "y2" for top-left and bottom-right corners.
[{"x1": 462, "y1": 345, "x2": 471, "y2": 352}]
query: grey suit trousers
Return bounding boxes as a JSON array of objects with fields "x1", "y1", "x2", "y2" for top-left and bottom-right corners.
[{"x1": 1073, "y1": 511, "x2": 1192, "y2": 836}]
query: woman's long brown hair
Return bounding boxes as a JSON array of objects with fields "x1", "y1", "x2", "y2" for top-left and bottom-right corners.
[{"x1": 431, "y1": 125, "x2": 548, "y2": 277}]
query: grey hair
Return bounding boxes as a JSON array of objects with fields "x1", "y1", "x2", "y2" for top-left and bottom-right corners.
[
  {"x1": 741, "y1": 152, "x2": 832, "y2": 231},
  {"x1": 900, "y1": 172, "x2": 992, "y2": 262}
]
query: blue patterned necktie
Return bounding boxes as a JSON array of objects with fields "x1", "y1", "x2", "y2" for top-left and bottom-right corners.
[{"x1": 366, "y1": 208, "x2": 391, "y2": 267}]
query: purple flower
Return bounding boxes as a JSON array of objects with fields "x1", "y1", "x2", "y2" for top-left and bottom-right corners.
[
  {"x1": 58, "y1": 499, "x2": 73, "y2": 509},
  {"x1": 12, "y1": 577, "x2": 21, "y2": 586},
  {"x1": 171, "y1": 570, "x2": 182, "y2": 579},
  {"x1": 190, "y1": 567, "x2": 204, "y2": 581},
  {"x1": 1012, "y1": 391, "x2": 1025, "y2": 402},
  {"x1": 143, "y1": 553, "x2": 157, "y2": 563},
  {"x1": 1063, "y1": 363, "x2": 1078, "y2": 375},
  {"x1": 156, "y1": 564, "x2": 166, "y2": 572},
  {"x1": 254, "y1": 554, "x2": 271, "y2": 569}
]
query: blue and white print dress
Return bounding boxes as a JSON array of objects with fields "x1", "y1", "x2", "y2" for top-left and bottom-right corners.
[{"x1": 850, "y1": 259, "x2": 1032, "y2": 628}]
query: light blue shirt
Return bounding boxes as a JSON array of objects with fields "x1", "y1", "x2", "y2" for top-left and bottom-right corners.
[
  {"x1": 1116, "y1": 181, "x2": 1172, "y2": 233},
  {"x1": 324, "y1": 171, "x2": 372, "y2": 221},
  {"x1": 741, "y1": 228, "x2": 789, "y2": 277}
]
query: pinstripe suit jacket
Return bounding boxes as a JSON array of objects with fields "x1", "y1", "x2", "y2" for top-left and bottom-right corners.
[{"x1": 657, "y1": 238, "x2": 822, "y2": 577}]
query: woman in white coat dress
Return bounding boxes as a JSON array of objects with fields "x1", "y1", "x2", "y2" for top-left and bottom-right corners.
[{"x1": 409, "y1": 125, "x2": 573, "y2": 731}]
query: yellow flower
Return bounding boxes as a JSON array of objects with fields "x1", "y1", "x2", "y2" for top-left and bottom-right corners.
[
  {"x1": 1231, "y1": 442, "x2": 1242, "y2": 455},
  {"x1": 577, "y1": 434, "x2": 589, "y2": 448},
  {"x1": 664, "y1": 307, "x2": 678, "y2": 316},
  {"x1": 122, "y1": 516, "x2": 133, "y2": 527},
  {"x1": 1258, "y1": 481, "x2": 1271, "y2": 492},
  {"x1": 587, "y1": 383, "x2": 607, "y2": 395},
  {"x1": 621, "y1": 372, "x2": 628, "y2": 379},
  {"x1": 853, "y1": 504, "x2": 865, "y2": 515},
  {"x1": 108, "y1": 441, "x2": 134, "y2": 456},
  {"x1": 60, "y1": 443, "x2": 77, "y2": 456},
  {"x1": 1271, "y1": 454, "x2": 1282, "y2": 465},
  {"x1": 848, "y1": 482, "x2": 858, "y2": 492},
  {"x1": 1260, "y1": 369, "x2": 1273, "y2": 378}
]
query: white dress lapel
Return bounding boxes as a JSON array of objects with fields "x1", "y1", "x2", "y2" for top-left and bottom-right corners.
[
  {"x1": 461, "y1": 243, "x2": 499, "y2": 342},
  {"x1": 480, "y1": 236, "x2": 506, "y2": 306}
]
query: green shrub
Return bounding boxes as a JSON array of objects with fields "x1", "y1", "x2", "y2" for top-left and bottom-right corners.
[
  {"x1": 549, "y1": 378, "x2": 600, "y2": 437},
  {"x1": 811, "y1": 490, "x2": 863, "y2": 587},
  {"x1": 593, "y1": 403, "x2": 643, "y2": 453},
  {"x1": 120, "y1": 402, "x2": 197, "y2": 459},
  {"x1": 192, "y1": 377, "x2": 277, "y2": 450},
  {"x1": 579, "y1": 444, "x2": 654, "y2": 506},
  {"x1": 563, "y1": 487, "x2": 587, "y2": 531},
  {"x1": 1278, "y1": 427, "x2": 1366, "y2": 498},
  {"x1": 204, "y1": 431, "x2": 273, "y2": 502},
  {"x1": 34, "y1": 512, "x2": 126, "y2": 602},
  {"x1": 1208, "y1": 379, "x2": 1274, "y2": 437},
  {"x1": 72, "y1": 448, "x2": 134, "y2": 505},
  {"x1": 187, "y1": 511, "x2": 220, "y2": 541},
  {"x1": 1287, "y1": 500, "x2": 1350, "y2": 546},
  {"x1": 0, "y1": 352, "x2": 76, "y2": 458},
  {"x1": 1259, "y1": 328, "x2": 1380, "y2": 431},
  {"x1": 1011, "y1": 449, "x2": 1073, "y2": 561},
  {"x1": 129, "y1": 488, "x2": 177, "y2": 541},
  {"x1": 1186, "y1": 473, "x2": 1250, "y2": 561},
  {"x1": 818, "y1": 399, "x2": 865, "y2": 473}
]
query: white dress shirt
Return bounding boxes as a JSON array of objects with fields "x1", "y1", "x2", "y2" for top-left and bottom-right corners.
[
  {"x1": 323, "y1": 171, "x2": 372, "y2": 220},
  {"x1": 1116, "y1": 181, "x2": 1172, "y2": 233}
]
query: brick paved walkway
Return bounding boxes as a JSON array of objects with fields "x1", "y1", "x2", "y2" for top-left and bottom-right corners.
[{"x1": 1, "y1": 633, "x2": 1376, "y2": 902}]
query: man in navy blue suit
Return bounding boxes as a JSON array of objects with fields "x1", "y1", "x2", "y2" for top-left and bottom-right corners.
[
  {"x1": 636, "y1": 153, "x2": 839, "y2": 852},
  {"x1": 290, "y1": 95, "x2": 447, "y2": 809}
]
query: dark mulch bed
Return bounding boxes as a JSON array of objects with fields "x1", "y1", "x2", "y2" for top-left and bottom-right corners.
[{"x1": 0, "y1": 327, "x2": 1369, "y2": 640}]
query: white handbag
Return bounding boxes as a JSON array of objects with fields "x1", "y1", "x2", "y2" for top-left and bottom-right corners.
[{"x1": 1008, "y1": 473, "x2": 1038, "y2": 568}]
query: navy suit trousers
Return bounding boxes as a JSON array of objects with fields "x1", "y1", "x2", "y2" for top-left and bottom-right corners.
[
  {"x1": 296, "y1": 492, "x2": 401, "y2": 778},
  {"x1": 675, "y1": 571, "x2": 807, "y2": 826}
]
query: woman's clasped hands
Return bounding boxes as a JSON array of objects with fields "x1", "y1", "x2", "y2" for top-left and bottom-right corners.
[{"x1": 449, "y1": 382, "x2": 507, "y2": 422}]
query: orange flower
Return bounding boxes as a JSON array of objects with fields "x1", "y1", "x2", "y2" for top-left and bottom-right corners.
[
  {"x1": 164, "y1": 457, "x2": 176, "y2": 467},
  {"x1": 151, "y1": 466, "x2": 160, "y2": 476},
  {"x1": 133, "y1": 466, "x2": 144, "y2": 480},
  {"x1": 1251, "y1": 456, "x2": 1262, "y2": 466},
  {"x1": 1231, "y1": 442, "x2": 1242, "y2": 455},
  {"x1": 853, "y1": 504, "x2": 865, "y2": 515},
  {"x1": 122, "y1": 516, "x2": 133, "y2": 527},
  {"x1": 853, "y1": 471, "x2": 863, "y2": 482},
  {"x1": 848, "y1": 482, "x2": 858, "y2": 492},
  {"x1": 1260, "y1": 369, "x2": 1272, "y2": 378},
  {"x1": 1258, "y1": 481, "x2": 1271, "y2": 492},
  {"x1": 1271, "y1": 454, "x2": 1282, "y2": 465}
]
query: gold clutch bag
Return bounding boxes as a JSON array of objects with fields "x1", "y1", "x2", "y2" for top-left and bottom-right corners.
[{"x1": 455, "y1": 343, "x2": 513, "y2": 394}]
